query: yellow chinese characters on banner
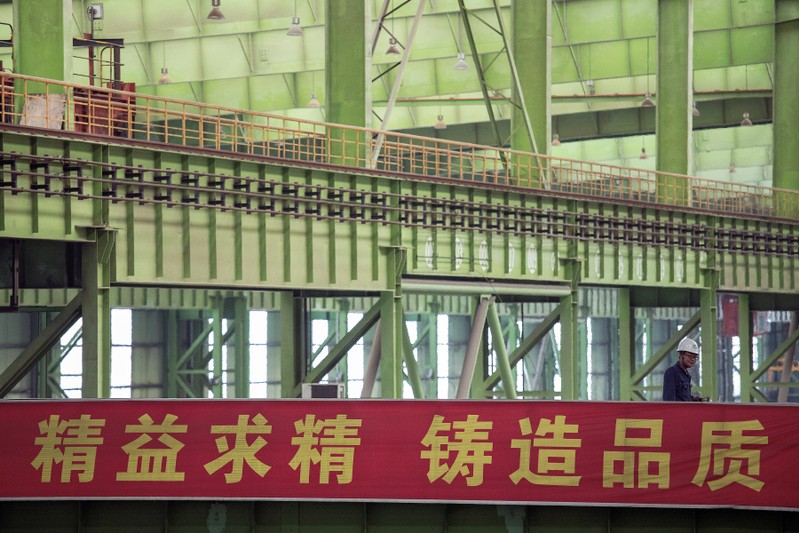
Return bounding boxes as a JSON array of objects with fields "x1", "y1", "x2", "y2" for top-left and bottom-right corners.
[
  {"x1": 420, "y1": 414, "x2": 493, "y2": 487},
  {"x1": 14, "y1": 401, "x2": 792, "y2": 509},
  {"x1": 31, "y1": 414, "x2": 106, "y2": 483},
  {"x1": 510, "y1": 415, "x2": 582, "y2": 486},
  {"x1": 204, "y1": 414, "x2": 273, "y2": 484},
  {"x1": 116, "y1": 414, "x2": 187, "y2": 482},
  {"x1": 691, "y1": 420, "x2": 768, "y2": 492},
  {"x1": 603, "y1": 418, "x2": 669, "y2": 489},
  {"x1": 289, "y1": 414, "x2": 362, "y2": 484}
]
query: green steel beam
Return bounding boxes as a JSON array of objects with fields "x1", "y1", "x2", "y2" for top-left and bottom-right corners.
[
  {"x1": 751, "y1": 325, "x2": 799, "y2": 383},
  {"x1": 656, "y1": 0, "x2": 692, "y2": 204},
  {"x1": 81, "y1": 234, "x2": 113, "y2": 398},
  {"x1": 401, "y1": 314, "x2": 424, "y2": 399},
  {"x1": 303, "y1": 301, "x2": 380, "y2": 387},
  {"x1": 379, "y1": 291, "x2": 403, "y2": 398},
  {"x1": 486, "y1": 300, "x2": 516, "y2": 399},
  {"x1": 12, "y1": 0, "x2": 71, "y2": 84},
  {"x1": 230, "y1": 296, "x2": 249, "y2": 398},
  {"x1": 483, "y1": 303, "x2": 561, "y2": 391},
  {"x1": 618, "y1": 288, "x2": 635, "y2": 400},
  {"x1": 326, "y1": 0, "x2": 368, "y2": 165},
  {"x1": 279, "y1": 292, "x2": 303, "y2": 398},
  {"x1": 456, "y1": 296, "x2": 492, "y2": 399},
  {"x1": 511, "y1": 0, "x2": 547, "y2": 157},
  {"x1": 738, "y1": 293, "x2": 753, "y2": 403},
  {"x1": 0, "y1": 292, "x2": 81, "y2": 398},
  {"x1": 457, "y1": 0, "x2": 506, "y2": 163}
]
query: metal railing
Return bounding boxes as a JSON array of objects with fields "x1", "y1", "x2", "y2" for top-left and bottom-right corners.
[{"x1": 0, "y1": 70, "x2": 797, "y2": 221}]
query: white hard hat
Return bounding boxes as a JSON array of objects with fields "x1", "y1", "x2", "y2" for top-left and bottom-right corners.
[{"x1": 677, "y1": 337, "x2": 699, "y2": 355}]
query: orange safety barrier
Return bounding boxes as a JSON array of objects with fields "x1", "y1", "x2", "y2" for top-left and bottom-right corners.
[{"x1": 0, "y1": 71, "x2": 797, "y2": 221}]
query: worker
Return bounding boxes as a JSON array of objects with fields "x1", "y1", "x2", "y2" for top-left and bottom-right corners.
[{"x1": 662, "y1": 337, "x2": 702, "y2": 401}]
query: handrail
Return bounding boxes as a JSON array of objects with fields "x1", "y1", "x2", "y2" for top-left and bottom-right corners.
[{"x1": 0, "y1": 70, "x2": 797, "y2": 221}]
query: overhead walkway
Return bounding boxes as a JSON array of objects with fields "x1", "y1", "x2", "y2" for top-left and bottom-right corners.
[{"x1": 1, "y1": 72, "x2": 798, "y2": 402}]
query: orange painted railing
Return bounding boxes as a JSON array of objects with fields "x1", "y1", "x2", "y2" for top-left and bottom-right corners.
[{"x1": 0, "y1": 71, "x2": 796, "y2": 220}]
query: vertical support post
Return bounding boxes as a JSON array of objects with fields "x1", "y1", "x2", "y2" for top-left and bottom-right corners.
[
  {"x1": 618, "y1": 288, "x2": 635, "y2": 401},
  {"x1": 266, "y1": 310, "x2": 282, "y2": 398},
  {"x1": 401, "y1": 316, "x2": 424, "y2": 399},
  {"x1": 210, "y1": 305, "x2": 223, "y2": 398},
  {"x1": 279, "y1": 292, "x2": 304, "y2": 398},
  {"x1": 486, "y1": 301, "x2": 516, "y2": 399},
  {"x1": 166, "y1": 310, "x2": 178, "y2": 397},
  {"x1": 426, "y1": 308, "x2": 439, "y2": 398},
  {"x1": 81, "y1": 232, "x2": 113, "y2": 399},
  {"x1": 326, "y1": 0, "x2": 370, "y2": 166},
  {"x1": 379, "y1": 291, "x2": 403, "y2": 398},
  {"x1": 773, "y1": 0, "x2": 799, "y2": 217},
  {"x1": 700, "y1": 286, "x2": 718, "y2": 401},
  {"x1": 455, "y1": 296, "x2": 492, "y2": 399},
  {"x1": 655, "y1": 0, "x2": 693, "y2": 205},
  {"x1": 361, "y1": 320, "x2": 381, "y2": 398},
  {"x1": 511, "y1": 0, "x2": 549, "y2": 186},
  {"x1": 559, "y1": 293, "x2": 580, "y2": 400},
  {"x1": 738, "y1": 293, "x2": 752, "y2": 402},
  {"x1": 12, "y1": 0, "x2": 72, "y2": 82},
  {"x1": 231, "y1": 297, "x2": 249, "y2": 398}
]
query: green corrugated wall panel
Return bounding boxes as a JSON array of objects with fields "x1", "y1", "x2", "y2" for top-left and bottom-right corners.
[
  {"x1": 731, "y1": 26, "x2": 774, "y2": 64},
  {"x1": 561, "y1": 0, "x2": 626, "y2": 43}
]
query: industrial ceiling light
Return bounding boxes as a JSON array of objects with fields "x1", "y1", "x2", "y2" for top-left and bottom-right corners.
[
  {"x1": 287, "y1": 17, "x2": 303, "y2": 36},
  {"x1": 551, "y1": 133, "x2": 561, "y2": 147},
  {"x1": 386, "y1": 37, "x2": 401, "y2": 55},
  {"x1": 692, "y1": 101, "x2": 700, "y2": 117},
  {"x1": 729, "y1": 162, "x2": 736, "y2": 173},
  {"x1": 207, "y1": 0, "x2": 225, "y2": 20},
  {"x1": 586, "y1": 79, "x2": 595, "y2": 96},
  {"x1": 158, "y1": 44, "x2": 171, "y2": 84},
  {"x1": 433, "y1": 114, "x2": 447, "y2": 130},
  {"x1": 641, "y1": 91, "x2": 655, "y2": 108},
  {"x1": 454, "y1": 52, "x2": 469, "y2": 71},
  {"x1": 307, "y1": 92, "x2": 320, "y2": 108},
  {"x1": 640, "y1": 147, "x2": 648, "y2": 159},
  {"x1": 454, "y1": 12, "x2": 468, "y2": 70},
  {"x1": 741, "y1": 112, "x2": 753, "y2": 126},
  {"x1": 287, "y1": 0, "x2": 303, "y2": 36}
]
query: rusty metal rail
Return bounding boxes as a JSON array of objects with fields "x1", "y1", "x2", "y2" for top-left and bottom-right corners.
[{"x1": 0, "y1": 71, "x2": 795, "y2": 221}]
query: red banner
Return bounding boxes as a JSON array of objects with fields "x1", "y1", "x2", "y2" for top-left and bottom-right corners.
[{"x1": 1, "y1": 399, "x2": 797, "y2": 509}]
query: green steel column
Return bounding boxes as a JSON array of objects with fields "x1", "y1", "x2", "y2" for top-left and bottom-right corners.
[
  {"x1": 738, "y1": 293, "x2": 752, "y2": 403},
  {"x1": 12, "y1": 0, "x2": 72, "y2": 82},
  {"x1": 279, "y1": 292, "x2": 303, "y2": 398},
  {"x1": 230, "y1": 297, "x2": 249, "y2": 398},
  {"x1": 773, "y1": 1, "x2": 799, "y2": 218},
  {"x1": 511, "y1": 0, "x2": 550, "y2": 159},
  {"x1": 326, "y1": 0, "x2": 369, "y2": 166},
  {"x1": 210, "y1": 307, "x2": 223, "y2": 398},
  {"x1": 379, "y1": 291, "x2": 403, "y2": 398},
  {"x1": 486, "y1": 302, "x2": 516, "y2": 399},
  {"x1": 266, "y1": 310, "x2": 282, "y2": 398},
  {"x1": 699, "y1": 288, "x2": 717, "y2": 401},
  {"x1": 166, "y1": 311, "x2": 178, "y2": 397},
  {"x1": 81, "y1": 234, "x2": 112, "y2": 399},
  {"x1": 655, "y1": 0, "x2": 692, "y2": 205},
  {"x1": 618, "y1": 288, "x2": 635, "y2": 401},
  {"x1": 401, "y1": 317, "x2": 424, "y2": 399},
  {"x1": 559, "y1": 294, "x2": 579, "y2": 400}
]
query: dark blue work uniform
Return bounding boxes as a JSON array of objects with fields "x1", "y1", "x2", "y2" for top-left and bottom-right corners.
[{"x1": 662, "y1": 362, "x2": 693, "y2": 401}]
